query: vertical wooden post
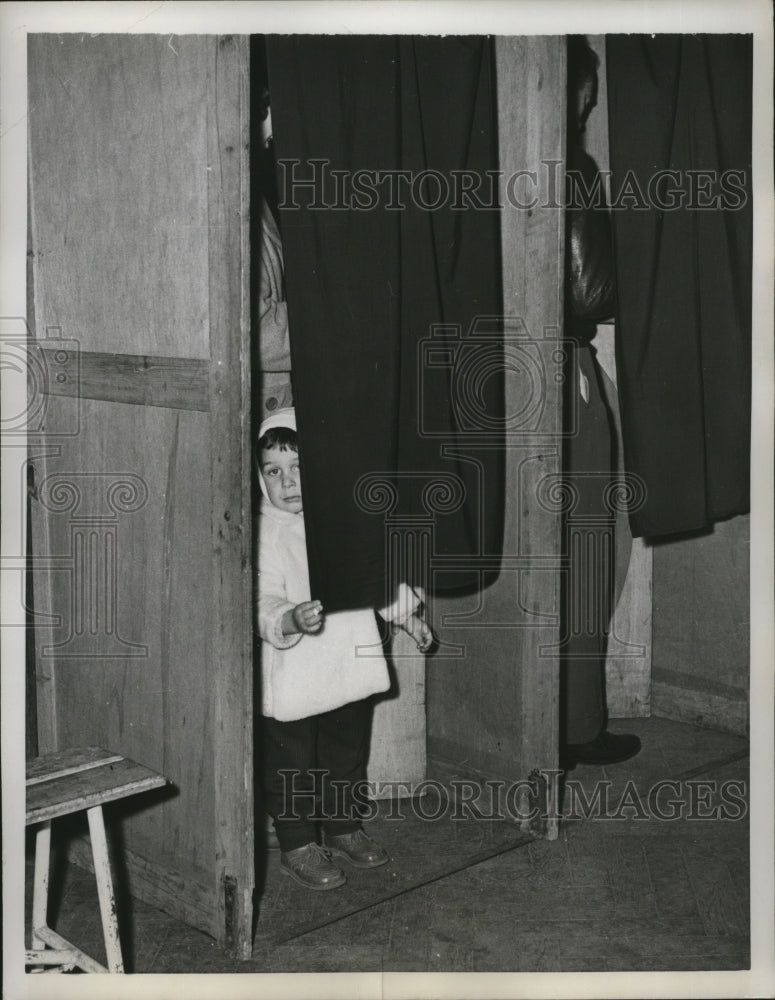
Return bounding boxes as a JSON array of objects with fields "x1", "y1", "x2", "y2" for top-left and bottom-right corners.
[
  {"x1": 495, "y1": 35, "x2": 566, "y2": 839},
  {"x1": 426, "y1": 37, "x2": 566, "y2": 839},
  {"x1": 27, "y1": 163, "x2": 58, "y2": 756},
  {"x1": 208, "y1": 34, "x2": 255, "y2": 957}
]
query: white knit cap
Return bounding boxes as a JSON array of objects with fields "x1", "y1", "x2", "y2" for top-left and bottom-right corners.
[
  {"x1": 258, "y1": 406, "x2": 296, "y2": 440},
  {"x1": 257, "y1": 407, "x2": 297, "y2": 502}
]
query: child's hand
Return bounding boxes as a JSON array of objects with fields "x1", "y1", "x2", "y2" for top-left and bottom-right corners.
[
  {"x1": 292, "y1": 599, "x2": 324, "y2": 635},
  {"x1": 399, "y1": 611, "x2": 434, "y2": 653}
]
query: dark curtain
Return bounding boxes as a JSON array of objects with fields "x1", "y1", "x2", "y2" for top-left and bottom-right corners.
[
  {"x1": 266, "y1": 36, "x2": 503, "y2": 611},
  {"x1": 606, "y1": 34, "x2": 752, "y2": 537}
]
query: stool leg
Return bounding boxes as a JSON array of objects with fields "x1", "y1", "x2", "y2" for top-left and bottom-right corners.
[
  {"x1": 31, "y1": 821, "x2": 52, "y2": 953},
  {"x1": 86, "y1": 805, "x2": 124, "y2": 973}
]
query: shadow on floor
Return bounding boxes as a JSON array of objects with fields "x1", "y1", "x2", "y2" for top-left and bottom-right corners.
[{"x1": 25, "y1": 716, "x2": 750, "y2": 974}]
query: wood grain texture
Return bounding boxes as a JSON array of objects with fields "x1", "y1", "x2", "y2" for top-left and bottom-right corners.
[
  {"x1": 26, "y1": 755, "x2": 166, "y2": 825},
  {"x1": 27, "y1": 35, "x2": 211, "y2": 359},
  {"x1": 27, "y1": 171, "x2": 58, "y2": 753},
  {"x1": 30, "y1": 398, "x2": 215, "y2": 879},
  {"x1": 206, "y1": 34, "x2": 255, "y2": 958},
  {"x1": 29, "y1": 445, "x2": 59, "y2": 756},
  {"x1": 26, "y1": 746, "x2": 123, "y2": 784},
  {"x1": 30, "y1": 928, "x2": 107, "y2": 974},
  {"x1": 39, "y1": 348, "x2": 210, "y2": 411},
  {"x1": 427, "y1": 38, "x2": 565, "y2": 838},
  {"x1": 27, "y1": 31, "x2": 241, "y2": 945}
]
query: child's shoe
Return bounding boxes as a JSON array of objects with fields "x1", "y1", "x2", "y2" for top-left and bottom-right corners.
[
  {"x1": 280, "y1": 842, "x2": 346, "y2": 890},
  {"x1": 325, "y1": 828, "x2": 389, "y2": 869}
]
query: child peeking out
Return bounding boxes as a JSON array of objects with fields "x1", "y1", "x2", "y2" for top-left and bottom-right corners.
[{"x1": 257, "y1": 407, "x2": 432, "y2": 890}]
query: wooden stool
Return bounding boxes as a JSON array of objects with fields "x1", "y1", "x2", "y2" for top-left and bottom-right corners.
[{"x1": 25, "y1": 747, "x2": 167, "y2": 973}]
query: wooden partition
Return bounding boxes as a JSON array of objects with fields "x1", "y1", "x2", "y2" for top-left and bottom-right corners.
[
  {"x1": 28, "y1": 34, "x2": 255, "y2": 956},
  {"x1": 426, "y1": 37, "x2": 566, "y2": 837}
]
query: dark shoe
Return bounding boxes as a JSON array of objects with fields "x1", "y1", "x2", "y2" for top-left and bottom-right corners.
[
  {"x1": 325, "y1": 828, "x2": 389, "y2": 869},
  {"x1": 280, "y1": 842, "x2": 346, "y2": 891},
  {"x1": 564, "y1": 731, "x2": 642, "y2": 767}
]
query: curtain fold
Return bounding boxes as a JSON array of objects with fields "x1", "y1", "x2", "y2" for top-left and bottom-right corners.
[
  {"x1": 606, "y1": 34, "x2": 752, "y2": 537},
  {"x1": 266, "y1": 36, "x2": 503, "y2": 611}
]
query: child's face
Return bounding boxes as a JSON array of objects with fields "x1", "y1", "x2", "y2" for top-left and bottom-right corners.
[{"x1": 260, "y1": 446, "x2": 302, "y2": 514}]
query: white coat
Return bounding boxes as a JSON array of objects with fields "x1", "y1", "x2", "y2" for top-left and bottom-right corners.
[{"x1": 258, "y1": 497, "x2": 420, "y2": 722}]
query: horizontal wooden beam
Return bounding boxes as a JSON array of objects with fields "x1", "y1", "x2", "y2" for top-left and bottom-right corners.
[{"x1": 39, "y1": 348, "x2": 210, "y2": 412}]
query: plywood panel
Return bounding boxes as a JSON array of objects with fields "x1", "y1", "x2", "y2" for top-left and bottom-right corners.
[
  {"x1": 30, "y1": 397, "x2": 215, "y2": 879},
  {"x1": 28, "y1": 33, "x2": 254, "y2": 951},
  {"x1": 427, "y1": 37, "x2": 565, "y2": 837},
  {"x1": 28, "y1": 35, "x2": 211, "y2": 358}
]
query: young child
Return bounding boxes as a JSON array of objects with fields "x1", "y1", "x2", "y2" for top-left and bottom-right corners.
[{"x1": 257, "y1": 407, "x2": 432, "y2": 890}]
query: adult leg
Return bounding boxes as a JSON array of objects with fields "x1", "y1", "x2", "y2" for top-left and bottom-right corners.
[
  {"x1": 561, "y1": 342, "x2": 613, "y2": 746},
  {"x1": 561, "y1": 342, "x2": 641, "y2": 764}
]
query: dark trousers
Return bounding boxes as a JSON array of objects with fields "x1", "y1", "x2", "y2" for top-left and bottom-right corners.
[
  {"x1": 561, "y1": 342, "x2": 614, "y2": 745},
  {"x1": 261, "y1": 697, "x2": 373, "y2": 852}
]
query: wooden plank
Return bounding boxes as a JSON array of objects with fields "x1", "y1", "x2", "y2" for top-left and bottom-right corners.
[
  {"x1": 509, "y1": 37, "x2": 564, "y2": 840},
  {"x1": 28, "y1": 34, "x2": 233, "y2": 942},
  {"x1": 37, "y1": 402, "x2": 217, "y2": 876},
  {"x1": 30, "y1": 397, "x2": 216, "y2": 896},
  {"x1": 39, "y1": 349, "x2": 210, "y2": 412},
  {"x1": 32, "y1": 928, "x2": 107, "y2": 974},
  {"x1": 28, "y1": 150, "x2": 58, "y2": 755},
  {"x1": 207, "y1": 34, "x2": 255, "y2": 958},
  {"x1": 26, "y1": 747, "x2": 123, "y2": 784},
  {"x1": 428, "y1": 37, "x2": 565, "y2": 838},
  {"x1": 27, "y1": 35, "x2": 212, "y2": 359},
  {"x1": 26, "y1": 757, "x2": 166, "y2": 824}
]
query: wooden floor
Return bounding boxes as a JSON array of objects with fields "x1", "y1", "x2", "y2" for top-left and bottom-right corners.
[{"x1": 25, "y1": 717, "x2": 749, "y2": 975}]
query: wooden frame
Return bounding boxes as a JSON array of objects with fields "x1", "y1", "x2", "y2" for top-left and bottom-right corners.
[
  {"x1": 426, "y1": 37, "x2": 566, "y2": 838},
  {"x1": 207, "y1": 34, "x2": 255, "y2": 958},
  {"x1": 28, "y1": 34, "x2": 255, "y2": 956}
]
